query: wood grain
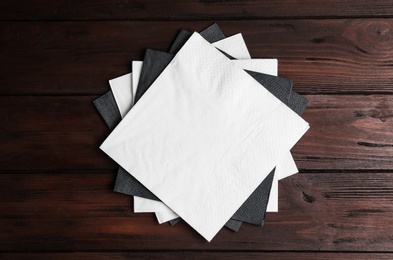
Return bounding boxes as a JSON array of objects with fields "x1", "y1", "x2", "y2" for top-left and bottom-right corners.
[
  {"x1": 0, "y1": 96, "x2": 116, "y2": 172},
  {"x1": 0, "y1": 173, "x2": 132, "y2": 219},
  {"x1": 1, "y1": 0, "x2": 393, "y2": 20},
  {"x1": 2, "y1": 172, "x2": 393, "y2": 251},
  {"x1": 1, "y1": 252, "x2": 392, "y2": 260},
  {"x1": 294, "y1": 95, "x2": 393, "y2": 170},
  {"x1": 2, "y1": 0, "x2": 393, "y2": 257},
  {"x1": 2, "y1": 20, "x2": 393, "y2": 95},
  {"x1": 2, "y1": 95, "x2": 393, "y2": 172}
]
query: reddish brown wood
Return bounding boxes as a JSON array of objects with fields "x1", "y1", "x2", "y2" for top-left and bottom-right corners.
[
  {"x1": 1, "y1": 0, "x2": 393, "y2": 20},
  {"x1": 1, "y1": 95, "x2": 393, "y2": 172},
  {"x1": 2, "y1": 0, "x2": 393, "y2": 257},
  {"x1": 1, "y1": 20, "x2": 393, "y2": 95},
  {"x1": 294, "y1": 95, "x2": 393, "y2": 170},
  {"x1": 1, "y1": 252, "x2": 392, "y2": 260},
  {"x1": 0, "y1": 96, "x2": 116, "y2": 172},
  {"x1": 0, "y1": 173, "x2": 133, "y2": 219},
  {"x1": 2, "y1": 172, "x2": 393, "y2": 251}
]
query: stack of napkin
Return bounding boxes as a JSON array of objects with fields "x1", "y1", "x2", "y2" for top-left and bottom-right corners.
[{"x1": 94, "y1": 23, "x2": 309, "y2": 242}]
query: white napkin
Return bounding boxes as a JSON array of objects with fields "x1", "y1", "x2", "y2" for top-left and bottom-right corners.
[
  {"x1": 132, "y1": 61, "x2": 143, "y2": 100},
  {"x1": 108, "y1": 34, "x2": 255, "y2": 221},
  {"x1": 134, "y1": 33, "x2": 264, "y2": 219},
  {"x1": 134, "y1": 195, "x2": 172, "y2": 213},
  {"x1": 145, "y1": 60, "x2": 296, "y2": 220},
  {"x1": 154, "y1": 152, "x2": 298, "y2": 223},
  {"x1": 109, "y1": 73, "x2": 133, "y2": 118},
  {"x1": 109, "y1": 35, "x2": 299, "y2": 223},
  {"x1": 212, "y1": 33, "x2": 251, "y2": 59},
  {"x1": 152, "y1": 58, "x2": 282, "y2": 223},
  {"x1": 269, "y1": 152, "x2": 298, "y2": 212},
  {"x1": 101, "y1": 32, "x2": 309, "y2": 241},
  {"x1": 109, "y1": 61, "x2": 142, "y2": 117}
]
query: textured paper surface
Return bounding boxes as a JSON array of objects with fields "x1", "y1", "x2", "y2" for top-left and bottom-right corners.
[
  {"x1": 131, "y1": 34, "x2": 277, "y2": 220},
  {"x1": 96, "y1": 46, "x2": 307, "y2": 240},
  {"x1": 101, "y1": 32, "x2": 309, "y2": 241},
  {"x1": 134, "y1": 50, "x2": 174, "y2": 103},
  {"x1": 93, "y1": 91, "x2": 121, "y2": 130},
  {"x1": 168, "y1": 29, "x2": 192, "y2": 54},
  {"x1": 199, "y1": 23, "x2": 225, "y2": 43},
  {"x1": 132, "y1": 61, "x2": 143, "y2": 100},
  {"x1": 137, "y1": 32, "x2": 253, "y2": 229},
  {"x1": 107, "y1": 26, "x2": 249, "y2": 231},
  {"x1": 108, "y1": 30, "x2": 302, "y2": 225},
  {"x1": 138, "y1": 59, "x2": 279, "y2": 222},
  {"x1": 268, "y1": 152, "x2": 298, "y2": 212},
  {"x1": 155, "y1": 73, "x2": 307, "y2": 219},
  {"x1": 115, "y1": 28, "x2": 257, "y2": 228},
  {"x1": 231, "y1": 169, "x2": 275, "y2": 225},
  {"x1": 109, "y1": 73, "x2": 133, "y2": 118},
  {"x1": 95, "y1": 68, "x2": 307, "y2": 232},
  {"x1": 134, "y1": 196, "x2": 170, "y2": 213},
  {"x1": 132, "y1": 58, "x2": 279, "y2": 223},
  {"x1": 102, "y1": 70, "x2": 308, "y2": 217},
  {"x1": 95, "y1": 24, "x2": 308, "y2": 230},
  {"x1": 213, "y1": 33, "x2": 251, "y2": 59},
  {"x1": 96, "y1": 81, "x2": 306, "y2": 224},
  {"x1": 97, "y1": 62, "x2": 306, "y2": 226}
]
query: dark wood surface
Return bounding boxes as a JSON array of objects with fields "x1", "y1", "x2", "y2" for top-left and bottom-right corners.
[{"x1": 2, "y1": 1, "x2": 393, "y2": 259}]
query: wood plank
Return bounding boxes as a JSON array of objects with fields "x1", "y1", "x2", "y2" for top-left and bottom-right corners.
[
  {"x1": 0, "y1": 173, "x2": 133, "y2": 219},
  {"x1": 1, "y1": 1, "x2": 393, "y2": 20},
  {"x1": 2, "y1": 20, "x2": 393, "y2": 95},
  {"x1": 294, "y1": 95, "x2": 393, "y2": 170},
  {"x1": 0, "y1": 96, "x2": 116, "y2": 172},
  {"x1": 2, "y1": 172, "x2": 393, "y2": 251},
  {"x1": 1, "y1": 252, "x2": 392, "y2": 260},
  {"x1": 1, "y1": 95, "x2": 393, "y2": 171}
]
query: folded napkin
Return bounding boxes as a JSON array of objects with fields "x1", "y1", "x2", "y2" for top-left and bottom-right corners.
[
  {"x1": 119, "y1": 27, "x2": 282, "y2": 227},
  {"x1": 93, "y1": 91, "x2": 121, "y2": 130},
  {"x1": 100, "y1": 32, "x2": 309, "y2": 241},
  {"x1": 114, "y1": 25, "x2": 254, "y2": 231},
  {"x1": 110, "y1": 24, "x2": 253, "y2": 231},
  {"x1": 95, "y1": 25, "x2": 308, "y2": 231}
]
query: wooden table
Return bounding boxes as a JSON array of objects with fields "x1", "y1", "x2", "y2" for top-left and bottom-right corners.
[{"x1": 2, "y1": 1, "x2": 393, "y2": 259}]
